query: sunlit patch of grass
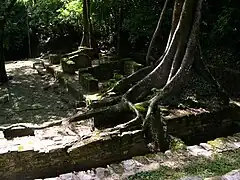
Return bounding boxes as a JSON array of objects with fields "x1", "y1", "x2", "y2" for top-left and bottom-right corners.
[{"x1": 129, "y1": 149, "x2": 240, "y2": 180}]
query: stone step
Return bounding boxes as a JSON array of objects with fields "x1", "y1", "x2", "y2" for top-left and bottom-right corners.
[{"x1": 37, "y1": 133, "x2": 240, "y2": 180}]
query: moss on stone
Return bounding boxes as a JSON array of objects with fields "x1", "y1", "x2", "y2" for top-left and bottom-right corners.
[
  {"x1": 18, "y1": 145, "x2": 24, "y2": 151},
  {"x1": 134, "y1": 102, "x2": 149, "y2": 113},
  {"x1": 113, "y1": 73, "x2": 124, "y2": 80},
  {"x1": 135, "y1": 104, "x2": 146, "y2": 113},
  {"x1": 66, "y1": 60, "x2": 75, "y2": 65},
  {"x1": 207, "y1": 138, "x2": 226, "y2": 149},
  {"x1": 169, "y1": 137, "x2": 187, "y2": 151}
]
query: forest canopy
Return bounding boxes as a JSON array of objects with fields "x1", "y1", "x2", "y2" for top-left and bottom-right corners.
[{"x1": 0, "y1": 0, "x2": 239, "y2": 62}]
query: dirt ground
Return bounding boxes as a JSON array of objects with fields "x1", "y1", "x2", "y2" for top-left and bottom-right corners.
[{"x1": 0, "y1": 59, "x2": 77, "y2": 126}]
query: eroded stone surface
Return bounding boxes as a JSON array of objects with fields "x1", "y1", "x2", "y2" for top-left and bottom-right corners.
[
  {"x1": 79, "y1": 73, "x2": 99, "y2": 92},
  {"x1": 37, "y1": 133, "x2": 240, "y2": 180},
  {"x1": 187, "y1": 145, "x2": 212, "y2": 157},
  {"x1": 180, "y1": 176, "x2": 202, "y2": 180},
  {"x1": 61, "y1": 58, "x2": 76, "y2": 74},
  {"x1": 0, "y1": 124, "x2": 148, "y2": 180}
]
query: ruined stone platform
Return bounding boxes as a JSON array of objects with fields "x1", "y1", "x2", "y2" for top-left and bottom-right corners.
[
  {"x1": 36, "y1": 53, "x2": 143, "y2": 101},
  {"x1": 0, "y1": 102, "x2": 239, "y2": 180},
  {"x1": 0, "y1": 122, "x2": 148, "y2": 180}
]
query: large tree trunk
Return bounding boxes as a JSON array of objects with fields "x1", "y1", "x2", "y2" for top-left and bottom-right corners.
[{"x1": 119, "y1": 0, "x2": 208, "y2": 151}]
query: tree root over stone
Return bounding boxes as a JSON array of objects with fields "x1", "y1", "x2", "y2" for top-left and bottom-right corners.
[{"x1": 0, "y1": 0, "x2": 229, "y2": 152}]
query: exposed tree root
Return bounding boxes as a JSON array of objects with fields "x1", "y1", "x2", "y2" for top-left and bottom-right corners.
[
  {"x1": 119, "y1": 0, "x2": 206, "y2": 151},
  {"x1": 0, "y1": 103, "x2": 124, "y2": 130},
  {"x1": 1, "y1": 0, "x2": 230, "y2": 154},
  {"x1": 105, "y1": 66, "x2": 153, "y2": 95},
  {"x1": 90, "y1": 96, "x2": 122, "y2": 108},
  {"x1": 69, "y1": 103, "x2": 125, "y2": 123}
]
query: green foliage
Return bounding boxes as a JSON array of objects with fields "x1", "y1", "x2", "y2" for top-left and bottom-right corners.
[
  {"x1": 1, "y1": 0, "x2": 239, "y2": 70},
  {"x1": 122, "y1": 0, "x2": 171, "y2": 44},
  {"x1": 134, "y1": 102, "x2": 148, "y2": 113},
  {"x1": 113, "y1": 73, "x2": 123, "y2": 80},
  {"x1": 209, "y1": 7, "x2": 240, "y2": 46},
  {"x1": 57, "y1": 0, "x2": 82, "y2": 27},
  {"x1": 3, "y1": 1, "x2": 27, "y2": 51},
  {"x1": 101, "y1": 73, "x2": 123, "y2": 91},
  {"x1": 169, "y1": 137, "x2": 187, "y2": 151},
  {"x1": 30, "y1": 0, "x2": 63, "y2": 34}
]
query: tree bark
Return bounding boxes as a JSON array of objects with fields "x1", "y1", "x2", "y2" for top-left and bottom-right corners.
[
  {"x1": 165, "y1": 0, "x2": 184, "y2": 53},
  {"x1": 116, "y1": 0, "x2": 125, "y2": 55},
  {"x1": 80, "y1": 0, "x2": 91, "y2": 47},
  {"x1": 168, "y1": 0, "x2": 196, "y2": 81},
  {"x1": 0, "y1": 22, "x2": 8, "y2": 84}
]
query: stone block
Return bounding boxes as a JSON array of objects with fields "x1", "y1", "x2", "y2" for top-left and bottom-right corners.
[
  {"x1": 79, "y1": 73, "x2": 99, "y2": 92},
  {"x1": 78, "y1": 47, "x2": 95, "y2": 59},
  {"x1": 70, "y1": 54, "x2": 91, "y2": 69},
  {"x1": 61, "y1": 58, "x2": 76, "y2": 74},
  {"x1": 3, "y1": 126, "x2": 34, "y2": 139},
  {"x1": 99, "y1": 55, "x2": 120, "y2": 63},
  {"x1": 65, "y1": 48, "x2": 96, "y2": 60},
  {"x1": 91, "y1": 61, "x2": 124, "y2": 81},
  {"x1": 124, "y1": 61, "x2": 143, "y2": 75},
  {"x1": 49, "y1": 54, "x2": 61, "y2": 64},
  {"x1": 78, "y1": 58, "x2": 133, "y2": 81}
]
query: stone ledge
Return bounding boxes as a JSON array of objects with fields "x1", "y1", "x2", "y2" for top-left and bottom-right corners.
[
  {"x1": 0, "y1": 124, "x2": 148, "y2": 180},
  {"x1": 38, "y1": 133, "x2": 240, "y2": 180}
]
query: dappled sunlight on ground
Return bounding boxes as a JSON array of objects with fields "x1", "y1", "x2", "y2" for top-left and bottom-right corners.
[{"x1": 0, "y1": 60, "x2": 76, "y2": 125}]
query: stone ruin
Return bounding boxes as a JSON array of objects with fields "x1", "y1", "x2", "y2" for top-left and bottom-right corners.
[{"x1": 0, "y1": 47, "x2": 240, "y2": 179}]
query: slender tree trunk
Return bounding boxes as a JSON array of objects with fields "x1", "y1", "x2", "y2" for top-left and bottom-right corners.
[
  {"x1": 0, "y1": 0, "x2": 18, "y2": 84},
  {"x1": 0, "y1": 21, "x2": 8, "y2": 84},
  {"x1": 167, "y1": 0, "x2": 196, "y2": 81},
  {"x1": 86, "y1": 0, "x2": 92, "y2": 48},
  {"x1": 26, "y1": 8, "x2": 31, "y2": 58},
  {"x1": 116, "y1": 0, "x2": 124, "y2": 54},
  {"x1": 80, "y1": 0, "x2": 91, "y2": 47}
]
